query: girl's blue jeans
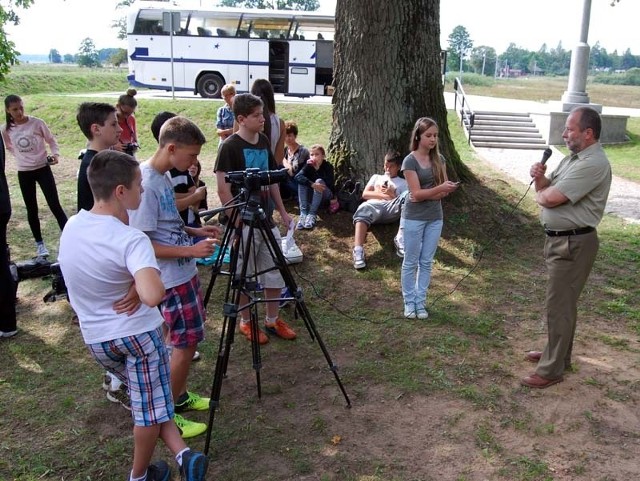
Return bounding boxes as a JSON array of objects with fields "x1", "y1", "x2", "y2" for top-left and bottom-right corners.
[
  {"x1": 401, "y1": 218, "x2": 443, "y2": 308},
  {"x1": 298, "y1": 179, "x2": 331, "y2": 215}
]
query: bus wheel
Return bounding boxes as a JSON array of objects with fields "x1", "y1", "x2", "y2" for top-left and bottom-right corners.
[{"x1": 197, "y1": 73, "x2": 224, "y2": 98}]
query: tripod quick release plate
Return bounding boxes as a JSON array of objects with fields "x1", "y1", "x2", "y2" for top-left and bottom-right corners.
[{"x1": 225, "y1": 168, "x2": 288, "y2": 192}]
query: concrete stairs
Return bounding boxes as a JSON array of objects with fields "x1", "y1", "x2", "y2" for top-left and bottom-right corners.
[{"x1": 465, "y1": 111, "x2": 548, "y2": 150}]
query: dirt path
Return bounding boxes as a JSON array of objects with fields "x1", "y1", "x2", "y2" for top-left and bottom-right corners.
[{"x1": 476, "y1": 146, "x2": 640, "y2": 224}]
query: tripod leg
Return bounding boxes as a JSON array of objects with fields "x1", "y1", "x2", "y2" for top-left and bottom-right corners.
[
  {"x1": 254, "y1": 215, "x2": 351, "y2": 407},
  {"x1": 203, "y1": 303, "x2": 236, "y2": 455},
  {"x1": 239, "y1": 222, "x2": 264, "y2": 399},
  {"x1": 203, "y1": 204, "x2": 240, "y2": 307}
]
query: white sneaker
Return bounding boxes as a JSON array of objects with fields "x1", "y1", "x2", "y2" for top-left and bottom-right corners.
[
  {"x1": 36, "y1": 242, "x2": 49, "y2": 257},
  {"x1": 416, "y1": 306, "x2": 429, "y2": 319},
  {"x1": 404, "y1": 303, "x2": 416, "y2": 319},
  {"x1": 303, "y1": 214, "x2": 317, "y2": 229},
  {"x1": 353, "y1": 247, "x2": 366, "y2": 269},
  {"x1": 296, "y1": 214, "x2": 307, "y2": 230},
  {"x1": 394, "y1": 236, "x2": 404, "y2": 258}
]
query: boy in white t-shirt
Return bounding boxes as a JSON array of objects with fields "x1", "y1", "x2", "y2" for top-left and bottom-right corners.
[
  {"x1": 58, "y1": 150, "x2": 209, "y2": 481},
  {"x1": 352, "y1": 151, "x2": 408, "y2": 269}
]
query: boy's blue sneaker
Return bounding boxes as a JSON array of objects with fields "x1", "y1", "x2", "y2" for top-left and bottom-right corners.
[
  {"x1": 279, "y1": 287, "x2": 292, "y2": 308},
  {"x1": 147, "y1": 460, "x2": 172, "y2": 481},
  {"x1": 180, "y1": 450, "x2": 209, "y2": 481}
]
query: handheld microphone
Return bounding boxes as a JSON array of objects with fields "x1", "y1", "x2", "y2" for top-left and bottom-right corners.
[{"x1": 529, "y1": 148, "x2": 553, "y2": 186}]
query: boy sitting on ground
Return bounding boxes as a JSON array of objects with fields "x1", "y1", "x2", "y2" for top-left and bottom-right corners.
[
  {"x1": 59, "y1": 150, "x2": 209, "y2": 481},
  {"x1": 352, "y1": 150, "x2": 407, "y2": 269}
]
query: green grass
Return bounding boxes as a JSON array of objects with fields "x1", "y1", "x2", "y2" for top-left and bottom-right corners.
[
  {"x1": 1, "y1": 68, "x2": 640, "y2": 481},
  {"x1": 0, "y1": 64, "x2": 129, "y2": 96},
  {"x1": 445, "y1": 74, "x2": 640, "y2": 109}
]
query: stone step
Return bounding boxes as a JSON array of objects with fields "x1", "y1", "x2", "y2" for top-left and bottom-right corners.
[
  {"x1": 470, "y1": 135, "x2": 546, "y2": 144},
  {"x1": 472, "y1": 141, "x2": 549, "y2": 150},
  {"x1": 473, "y1": 119, "x2": 536, "y2": 127},
  {"x1": 474, "y1": 114, "x2": 534, "y2": 122},
  {"x1": 471, "y1": 130, "x2": 543, "y2": 138},
  {"x1": 474, "y1": 110, "x2": 530, "y2": 118},
  {"x1": 462, "y1": 109, "x2": 547, "y2": 150},
  {"x1": 466, "y1": 123, "x2": 539, "y2": 133}
]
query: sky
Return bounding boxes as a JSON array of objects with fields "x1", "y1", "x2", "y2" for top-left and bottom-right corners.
[{"x1": 5, "y1": 0, "x2": 639, "y2": 56}]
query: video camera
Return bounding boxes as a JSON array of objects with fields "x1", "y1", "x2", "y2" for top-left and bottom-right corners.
[
  {"x1": 225, "y1": 168, "x2": 288, "y2": 192},
  {"x1": 10, "y1": 256, "x2": 68, "y2": 303},
  {"x1": 43, "y1": 263, "x2": 68, "y2": 303}
]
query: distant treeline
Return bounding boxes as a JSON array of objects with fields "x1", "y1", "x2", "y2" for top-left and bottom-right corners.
[
  {"x1": 45, "y1": 48, "x2": 124, "y2": 66},
  {"x1": 449, "y1": 36, "x2": 640, "y2": 85}
]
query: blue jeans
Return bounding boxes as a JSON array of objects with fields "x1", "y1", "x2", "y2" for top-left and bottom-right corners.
[
  {"x1": 401, "y1": 218, "x2": 443, "y2": 308},
  {"x1": 298, "y1": 180, "x2": 332, "y2": 215}
]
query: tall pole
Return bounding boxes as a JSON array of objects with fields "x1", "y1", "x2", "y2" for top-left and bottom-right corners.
[
  {"x1": 561, "y1": 0, "x2": 600, "y2": 111},
  {"x1": 170, "y1": 16, "x2": 175, "y2": 100}
]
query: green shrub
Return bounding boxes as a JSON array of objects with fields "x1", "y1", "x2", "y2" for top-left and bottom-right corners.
[{"x1": 592, "y1": 68, "x2": 640, "y2": 86}]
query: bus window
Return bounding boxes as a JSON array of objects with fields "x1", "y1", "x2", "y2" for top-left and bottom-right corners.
[{"x1": 127, "y1": 6, "x2": 336, "y2": 98}]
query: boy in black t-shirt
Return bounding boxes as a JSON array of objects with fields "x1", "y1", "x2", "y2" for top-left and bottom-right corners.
[
  {"x1": 76, "y1": 102, "x2": 123, "y2": 212},
  {"x1": 214, "y1": 93, "x2": 296, "y2": 345}
]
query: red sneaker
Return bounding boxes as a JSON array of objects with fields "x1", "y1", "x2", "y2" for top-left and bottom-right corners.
[
  {"x1": 265, "y1": 318, "x2": 297, "y2": 340},
  {"x1": 238, "y1": 321, "x2": 269, "y2": 345}
]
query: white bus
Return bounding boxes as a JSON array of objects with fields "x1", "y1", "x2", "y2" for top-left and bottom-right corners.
[{"x1": 126, "y1": 2, "x2": 335, "y2": 98}]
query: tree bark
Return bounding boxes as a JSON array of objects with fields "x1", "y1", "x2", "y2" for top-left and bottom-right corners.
[{"x1": 330, "y1": 0, "x2": 471, "y2": 184}]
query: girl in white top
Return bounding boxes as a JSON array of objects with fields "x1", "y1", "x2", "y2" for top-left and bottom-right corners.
[{"x1": 1, "y1": 94, "x2": 67, "y2": 257}]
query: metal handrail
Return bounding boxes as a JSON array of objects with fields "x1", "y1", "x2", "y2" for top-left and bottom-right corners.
[{"x1": 453, "y1": 77, "x2": 475, "y2": 144}]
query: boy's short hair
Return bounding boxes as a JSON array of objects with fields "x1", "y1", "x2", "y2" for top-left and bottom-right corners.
[
  {"x1": 384, "y1": 150, "x2": 403, "y2": 167},
  {"x1": 151, "y1": 111, "x2": 177, "y2": 142},
  {"x1": 309, "y1": 144, "x2": 325, "y2": 157},
  {"x1": 159, "y1": 116, "x2": 207, "y2": 148},
  {"x1": 284, "y1": 121, "x2": 298, "y2": 137},
  {"x1": 221, "y1": 84, "x2": 236, "y2": 96},
  {"x1": 232, "y1": 93, "x2": 263, "y2": 119},
  {"x1": 87, "y1": 150, "x2": 139, "y2": 201},
  {"x1": 76, "y1": 102, "x2": 116, "y2": 140}
]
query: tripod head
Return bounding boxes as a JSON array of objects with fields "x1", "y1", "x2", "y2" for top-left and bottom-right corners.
[
  {"x1": 224, "y1": 167, "x2": 288, "y2": 224},
  {"x1": 225, "y1": 168, "x2": 288, "y2": 193}
]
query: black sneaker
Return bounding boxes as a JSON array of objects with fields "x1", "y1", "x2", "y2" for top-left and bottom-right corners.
[
  {"x1": 180, "y1": 450, "x2": 209, "y2": 481},
  {"x1": 106, "y1": 384, "x2": 132, "y2": 411},
  {"x1": 147, "y1": 460, "x2": 172, "y2": 481}
]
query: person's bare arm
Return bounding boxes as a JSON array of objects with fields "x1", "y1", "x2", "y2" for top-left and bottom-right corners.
[
  {"x1": 175, "y1": 186, "x2": 206, "y2": 211},
  {"x1": 133, "y1": 267, "x2": 165, "y2": 307},
  {"x1": 536, "y1": 186, "x2": 569, "y2": 208}
]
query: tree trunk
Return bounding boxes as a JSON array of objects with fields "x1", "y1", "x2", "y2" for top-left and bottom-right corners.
[{"x1": 329, "y1": 0, "x2": 471, "y2": 184}]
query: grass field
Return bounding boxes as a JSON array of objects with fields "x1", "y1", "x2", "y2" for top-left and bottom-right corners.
[{"x1": 1, "y1": 67, "x2": 639, "y2": 481}]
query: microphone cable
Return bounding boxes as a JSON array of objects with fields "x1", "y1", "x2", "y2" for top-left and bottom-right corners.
[
  {"x1": 254, "y1": 149, "x2": 552, "y2": 321},
  {"x1": 427, "y1": 178, "x2": 535, "y2": 308},
  {"x1": 425, "y1": 148, "x2": 553, "y2": 307}
]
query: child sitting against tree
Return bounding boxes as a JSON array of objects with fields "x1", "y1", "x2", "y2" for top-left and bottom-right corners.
[
  {"x1": 294, "y1": 144, "x2": 334, "y2": 230},
  {"x1": 352, "y1": 151, "x2": 408, "y2": 269}
]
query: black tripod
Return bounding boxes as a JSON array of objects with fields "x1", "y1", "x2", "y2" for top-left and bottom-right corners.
[{"x1": 201, "y1": 170, "x2": 351, "y2": 455}]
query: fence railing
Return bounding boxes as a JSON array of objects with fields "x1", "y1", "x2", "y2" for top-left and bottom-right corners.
[{"x1": 453, "y1": 77, "x2": 475, "y2": 144}]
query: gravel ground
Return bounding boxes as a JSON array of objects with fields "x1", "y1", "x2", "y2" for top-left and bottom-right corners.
[
  {"x1": 449, "y1": 93, "x2": 640, "y2": 225},
  {"x1": 476, "y1": 146, "x2": 640, "y2": 224}
]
